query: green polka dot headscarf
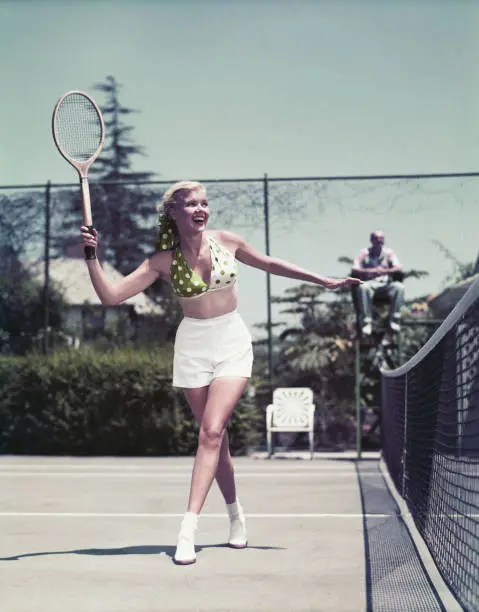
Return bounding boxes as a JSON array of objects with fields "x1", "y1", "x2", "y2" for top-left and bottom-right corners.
[{"x1": 155, "y1": 211, "x2": 180, "y2": 251}]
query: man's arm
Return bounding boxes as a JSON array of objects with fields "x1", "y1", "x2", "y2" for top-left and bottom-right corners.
[
  {"x1": 352, "y1": 248, "x2": 403, "y2": 280},
  {"x1": 387, "y1": 248, "x2": 403, "y2": 275},
  {"x1": 351, "y1": 249, "x2": 373, "y2": 279}
]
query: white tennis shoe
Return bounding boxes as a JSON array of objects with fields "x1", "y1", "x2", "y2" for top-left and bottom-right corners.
[
  {"x1": 361, "y1": 322, "x2": 372, "y2": 336},
  {"x1": 390, "y1": 320, "x2": 401, "y2": 333},
  {"x1": 174, "y1": 512, "x2": 198, "y2": 565}
]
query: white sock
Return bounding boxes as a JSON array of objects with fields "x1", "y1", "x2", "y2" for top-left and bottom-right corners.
[
  {"x1": 181, "y1": 511, "x2": 199, "y2": 528},
  {"x1": 226, "y1": 499, "x2": 242, "y2": 519}
]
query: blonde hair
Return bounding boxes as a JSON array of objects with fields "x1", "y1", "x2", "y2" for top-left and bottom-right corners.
[{"x1": 160, "y1": 181, "x2": 205, "y2": 214}]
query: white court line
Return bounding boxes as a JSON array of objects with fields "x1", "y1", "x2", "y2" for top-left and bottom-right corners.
[
  {"x1": 0, "y1": 463, "x2": 372, "y2": 470},
  {"x1": 0, "y1": 464, "x2": 191, "y2": 469},
  {"x1": 0, "y1": 512, "x2": 390, "y2": 518},
  {"x1": 0, "y1": 466, "x2": 370, "y2": 474},
  {"x1": 1, "y1": 510, "x2": 476, "y2": 519},
  {"x1": 0, "y1": 471, "x2": 381, "y2": 478}
]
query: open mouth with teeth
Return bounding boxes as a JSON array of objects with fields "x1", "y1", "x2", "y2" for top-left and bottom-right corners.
[{"x1": 192, "y1": 215, "x2": 207, "y2": 225}]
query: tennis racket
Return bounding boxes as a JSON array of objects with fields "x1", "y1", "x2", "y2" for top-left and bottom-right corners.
[{"x1": 52, "y1": 90, "x2": 105, "y2": 259}]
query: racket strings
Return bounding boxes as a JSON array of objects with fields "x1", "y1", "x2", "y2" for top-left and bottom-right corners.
[{"x1": 54, "y1": 94, "x2": 103, "y2": 163}]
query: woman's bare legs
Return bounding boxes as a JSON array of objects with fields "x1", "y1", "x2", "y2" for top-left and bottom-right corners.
[
  {"x1": 186, "y1": 376, "x2": 248, "y2": 514},
  {"x1": 174, "y1": 376, "x2": 249, "y2": 563},
  {"x1": 183, "y1": 384, "x2": 237, "y2": 504},
  {"x1": 214, "y1": 432, "x2": 236, "y2": 504}
]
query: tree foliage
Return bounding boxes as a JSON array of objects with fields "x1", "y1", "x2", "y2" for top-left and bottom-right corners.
[
  {"x1": 0, "y1": 192, "x2": 44, "y2": 261},
  {"x1": 271, "y1": 284, "x2": 356, "y2": 392},
  {"x1": 0, "y1": 247, "x2": 65, "y2": 355},
  {"x1": 432, "y1": 240, "x2": 478, "y2": 285},
  {"x1": 89, "y1": 75, "x2": 154, "y2": 184},
  {"x1": 254, "y1": 254, "x2": 440, "y2": 448},
  {"x1": 0, "y1": 347, "x2": 260, "y2": 455}
]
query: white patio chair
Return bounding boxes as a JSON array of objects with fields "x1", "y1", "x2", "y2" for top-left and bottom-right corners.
[{"x1": 266, "y1": 387, "x2": 316, "y2": 459}]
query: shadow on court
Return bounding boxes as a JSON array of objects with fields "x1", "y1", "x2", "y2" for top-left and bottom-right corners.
[{"x1": 0, "y1": 543, "x2": 283, "y2": 563}]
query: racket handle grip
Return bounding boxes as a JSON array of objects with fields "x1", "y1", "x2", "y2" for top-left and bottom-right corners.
[{"x1": 84, "y1": 225, "x2": 97, "y2": 260}]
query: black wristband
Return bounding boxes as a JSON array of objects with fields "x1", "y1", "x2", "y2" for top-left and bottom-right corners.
[
  {"x1": 85, "y1": 246, "x2": 97, "y2": 260},
  {"x1": 85, "y1": 225, "x2": 97, "y2": 260}
]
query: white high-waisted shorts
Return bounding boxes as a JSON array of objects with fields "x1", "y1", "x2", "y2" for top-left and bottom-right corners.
[{"x1": 173, "y1": 310, "x2": 253, "y2": 388}]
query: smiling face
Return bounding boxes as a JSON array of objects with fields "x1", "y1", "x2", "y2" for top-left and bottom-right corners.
[{"x1": 170, "y1": 187, "x2": 210, "y2": 236}]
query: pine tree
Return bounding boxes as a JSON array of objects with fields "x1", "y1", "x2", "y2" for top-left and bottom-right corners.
[
  {"x1": 0, "y1": 192, "x2": 44, "y2": 261},
  {"x1": 89, "y1": 75, "x2": 153, "y2": 184}
]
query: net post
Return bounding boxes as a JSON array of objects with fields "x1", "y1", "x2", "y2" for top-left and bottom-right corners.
[
  {"x1": 355, "y1": 337, "x2": 362, "y2": 459},
  {"x1": 401, "y1": 372, "x2": 407, "y2": 497}
]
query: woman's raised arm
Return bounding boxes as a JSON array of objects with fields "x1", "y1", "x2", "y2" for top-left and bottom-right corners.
[{"x1": 81, "y1": 226, "x2": 166, "y2": 305}]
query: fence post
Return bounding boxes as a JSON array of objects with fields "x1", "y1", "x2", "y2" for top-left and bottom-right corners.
[
  {"x1": 263, "y1": 173, "x2": 273, "y2": 394},
  {"x1": 43, "y1": 180, "x2": 51, "y2": 355},
  {"x1": 355, "y1": 338, "x2": 362, "y2": 458}
]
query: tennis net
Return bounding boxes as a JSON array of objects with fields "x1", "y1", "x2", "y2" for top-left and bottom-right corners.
[{"x1": 381, "y1": 277, "x2": 479, "y2": 612}]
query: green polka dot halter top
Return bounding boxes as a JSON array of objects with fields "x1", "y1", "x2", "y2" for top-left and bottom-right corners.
[{"x1": 170, "y1": 236, "x2": 238, "y2": 298}]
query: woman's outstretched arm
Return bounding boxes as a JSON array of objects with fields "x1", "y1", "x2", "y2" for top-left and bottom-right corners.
[
  {"x1": 220, "y1": 230, "x2": 361, "y2": 290},
  {"x1": 81, "y1": 226, "x2": 164, "y2": 305}
]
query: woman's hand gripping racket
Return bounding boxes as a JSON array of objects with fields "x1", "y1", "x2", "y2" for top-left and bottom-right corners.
[{"x1": 52, "y1": 91, "x2": 105, "y2": 259}]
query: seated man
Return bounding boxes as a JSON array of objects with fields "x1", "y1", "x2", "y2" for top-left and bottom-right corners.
[{"x1": 351, "y1": 230, "x2": 405, "y2": 335}]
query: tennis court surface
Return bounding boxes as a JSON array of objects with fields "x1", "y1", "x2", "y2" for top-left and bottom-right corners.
[{"x1": 0, "y1": 453, "x2": 460, "y2": 612}]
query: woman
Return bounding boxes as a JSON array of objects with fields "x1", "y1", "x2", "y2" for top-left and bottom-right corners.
[{"x1": 80, "y1": 180, "x2": 361, "y2": 565}]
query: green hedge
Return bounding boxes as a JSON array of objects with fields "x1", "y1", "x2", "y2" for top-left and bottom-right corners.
[{"x1": 0, "y1": 347, "x2": 261, "y2": 456}]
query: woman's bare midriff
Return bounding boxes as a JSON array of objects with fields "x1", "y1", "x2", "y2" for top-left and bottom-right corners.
[{"x1": 178, "y1": 284, "x2": 239, "y2": 319}]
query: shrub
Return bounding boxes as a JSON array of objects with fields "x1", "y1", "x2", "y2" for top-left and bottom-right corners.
[{"x1": 0, "y1": 347, "x2": 261, "y2": 455}]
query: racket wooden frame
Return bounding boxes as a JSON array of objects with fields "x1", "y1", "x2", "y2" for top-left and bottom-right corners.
[{"x1": 52, "y1": 90, "x2": 105, "y2": 239}]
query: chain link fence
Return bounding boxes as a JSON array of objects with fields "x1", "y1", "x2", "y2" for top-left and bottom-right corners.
[{"x1": 1, "y1": 172, "x2": 478, "y2": 449}]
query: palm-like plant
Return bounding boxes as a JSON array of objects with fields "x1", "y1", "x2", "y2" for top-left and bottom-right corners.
[
  {"x1": 266, "y1": 284, "x2": 357, "y2": 447},
  {"x1": 257, "y1": 256, "x2": 435, "y2": 448}
]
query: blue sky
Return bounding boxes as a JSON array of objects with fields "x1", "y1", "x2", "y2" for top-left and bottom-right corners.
[{"x1": 1, "y1": 0, "x2": 478, "y2": 336}]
